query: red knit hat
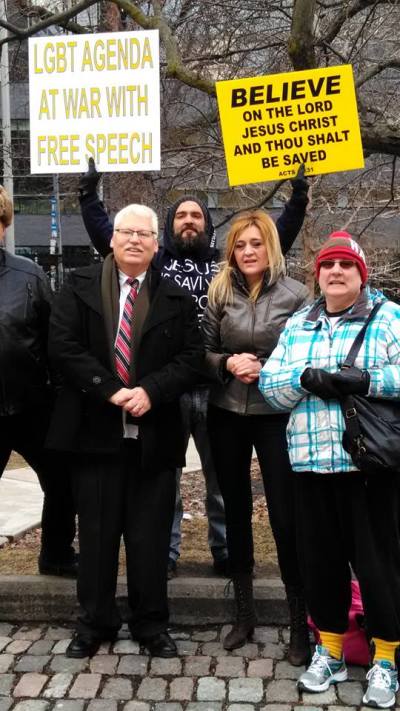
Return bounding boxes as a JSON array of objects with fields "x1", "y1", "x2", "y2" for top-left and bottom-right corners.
[{"x1": 315, "y1": 231, "x2": 368, "y2": 286}]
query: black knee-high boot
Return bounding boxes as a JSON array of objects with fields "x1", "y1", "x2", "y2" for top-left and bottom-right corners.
[{"x1": 285, "y1": 585, "x2": 311, "y2": 666}]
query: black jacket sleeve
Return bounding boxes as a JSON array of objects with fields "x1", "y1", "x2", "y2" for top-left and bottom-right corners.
[
  {"x1": 275, "y1": 185, "x2": 309, "y2": 256},
  {"x1": 80, "y1": 192, "x2": 113, "y2": 259}
]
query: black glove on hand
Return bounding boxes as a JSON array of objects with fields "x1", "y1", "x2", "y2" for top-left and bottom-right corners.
[
  {"x1": 290, "y1": 164, "x2": 309, "y2": 198},
  {"x1": 330, "y1": 367, "x2": 370, "y2": 396},
  {"x1": 79, "y1": 157, "x2": 101, "y2": 197},
  {"x1": 301, "y1": 368, "x2": 341, "y2": 399}
]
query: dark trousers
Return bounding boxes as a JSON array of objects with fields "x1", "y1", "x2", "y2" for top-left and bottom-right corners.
[
  {"x1": 207, "y1": 405, "x2": 302, "y2": 587},
  {"x1": 170, "y1": 389, "x2": 227, "y2": 562},
  {"x1": 295, "y1": 472, "x2": 400, "y2": 641},
  {"x1": 73, "y1": 440, "x2": 176, "y2": 641},
  {"x1": 0, "y1": 408, "x2": 76, "y2": 562}
]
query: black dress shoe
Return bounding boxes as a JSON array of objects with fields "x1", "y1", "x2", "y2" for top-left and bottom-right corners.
[
  {"x1": 38, "y1": 555, "x2": 78, "y2": 578},
  {"x1": 66, "y1": 634, "x2": 101, "y2": 658},
  {"x1": 141, "y1": 631, "x2": 177, "y2": 658},
  {"x1": 213, "y1": 557, "x2": 230, "y2": 577}
]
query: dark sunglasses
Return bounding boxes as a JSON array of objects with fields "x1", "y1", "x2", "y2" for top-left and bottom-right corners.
[{"x1": 319, "y1": 259, "x2": 357, "y2": 270}]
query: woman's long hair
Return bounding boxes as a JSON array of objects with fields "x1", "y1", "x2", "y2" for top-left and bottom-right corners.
[
  {"x1": 208, "y1": 209, "x2": 285, "y2": 307},
  {"x1": 0, "y1": 185, "x2": 13, "y2": 228}
]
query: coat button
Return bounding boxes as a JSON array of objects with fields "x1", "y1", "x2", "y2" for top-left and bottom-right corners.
[{"x1": 93, "y1": 376, "x2": 102, "y2": 385}]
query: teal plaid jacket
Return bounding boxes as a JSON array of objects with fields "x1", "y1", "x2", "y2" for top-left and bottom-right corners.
[{"x1": 259, "y1": 287, "x2": 400, "y2": 473}]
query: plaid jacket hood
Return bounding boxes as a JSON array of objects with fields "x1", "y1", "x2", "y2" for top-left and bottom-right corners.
[{"x1": 259, "y1": 287, "x2": 400, "y2": 473}]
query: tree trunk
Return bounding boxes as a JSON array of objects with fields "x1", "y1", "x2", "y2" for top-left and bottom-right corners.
[{"x1": 288, "y1": 0, "x2": 317, "y2": 70}]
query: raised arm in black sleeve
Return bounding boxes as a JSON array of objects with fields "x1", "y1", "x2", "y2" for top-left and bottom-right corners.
[
  {"x1": 79, "y1": 159, "x2": 113, "y2": 259},
  {"x1": 275, "y1": 164, "x2": 309, "y2": 255}
]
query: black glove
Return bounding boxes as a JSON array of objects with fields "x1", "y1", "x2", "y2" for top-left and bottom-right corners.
[
  {"x1": 301, "y1": 368, "x2": 341, "y2": 399},
  {"x1": 330, "y1": 367, "x2": 370, "y2": 396},
  {"x1": 79, "y1": 157, "x2": 101, "y2": 197},
  {"x1": 290, "y1": 164, "x2": 309, "y2": 198}
]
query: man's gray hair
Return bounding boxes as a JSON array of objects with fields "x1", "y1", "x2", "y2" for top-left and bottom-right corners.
[{"x1": 114, "y1": 204, "x2": 158, "y2": 236}]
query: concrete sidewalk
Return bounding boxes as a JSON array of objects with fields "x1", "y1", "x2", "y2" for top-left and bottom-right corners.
[
  {"x1": 0, "y1": 468, "x2": 43, "y2": 541},
  {"x1": 0, "y1": 576, "x2": 288, "y2": 625}
]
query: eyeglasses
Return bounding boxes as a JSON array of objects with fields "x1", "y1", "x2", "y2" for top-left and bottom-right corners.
[
  {"x1": 114, "y1": 228, "x2": 156, "y2": 240},
  {"x1": 319, "y1": 259, "x2": 357, "y2": 270}
]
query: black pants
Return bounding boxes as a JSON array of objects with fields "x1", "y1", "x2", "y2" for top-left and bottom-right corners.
[
  {"x1": 207, "y1": 405, "x2": 302, "y2": 587},
  {"x1": 73, "y1": 440, "x2": 176, "y2": 641},
  {"x1": 295, "y1": 472, "x2": 400, "y2": 641},
  {"x1": 0, "y1": 408, "x2": 76, "y2": 563}
]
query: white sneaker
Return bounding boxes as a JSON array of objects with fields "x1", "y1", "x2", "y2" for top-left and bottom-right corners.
[
  {"x1": 363, "y1": 660, "x2": 399, "y2": 708},
  {"x1": 298, "y1": 644, "x2": 348, "y2": 692}
]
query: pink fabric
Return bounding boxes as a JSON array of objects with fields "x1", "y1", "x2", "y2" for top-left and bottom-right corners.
[{"x1": 308, "y1": 581, "x2": 370, "y2": 665}]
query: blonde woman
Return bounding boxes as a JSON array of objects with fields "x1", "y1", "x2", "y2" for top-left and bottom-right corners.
[{"x1": 202, "y1": 209, "x2": 309, "y2": 660}]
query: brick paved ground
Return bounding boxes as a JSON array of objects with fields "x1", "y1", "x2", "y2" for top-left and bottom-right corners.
[{"x1": 0, "y1": 622, "x2": 396, "y2": 710}]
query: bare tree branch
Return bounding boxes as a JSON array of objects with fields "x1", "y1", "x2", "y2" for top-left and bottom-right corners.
[
  {"x1": 356, "y1": 57, "x2": 400, "y2": 86},
  {"x1": 344, "y1": 2, "x2": 379, "y2": 62},
  {"x1": 0, "y1": 0, "x2": 97, "y2": 46},
  {"x1": 318, "y1": 39, "x2": 348, "y2": 62},
  {"x1": 321, "y1": 0, "x2": 399, "y2": 46},
  {"x1": 357, "y1": 156, "x2": 397, "y2": 237},
  {"x1": 183, "y1": 41, "x2": 284, "y2": 64},
  {"x1": 113, "y1": 0, "x2": 215, "y2": 94},
  {"x1": 215, "y1": 181, "x2": 285, "y2": 229},
  {"x1": 362, "y1": 120, "x2": 400, "y2": 157}
]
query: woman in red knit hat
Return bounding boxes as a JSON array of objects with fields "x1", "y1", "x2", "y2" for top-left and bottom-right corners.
[{"x1": 260, "y1": 231, "x2": 400, "y2": 708}]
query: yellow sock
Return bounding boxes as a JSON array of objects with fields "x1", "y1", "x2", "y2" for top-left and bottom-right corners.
[
  {"x1": 319, "y1": 631, "x2": 344, "y2": 660},
  {"x1": 372, "y1": 638, "x2": 399, "y2": 666}
]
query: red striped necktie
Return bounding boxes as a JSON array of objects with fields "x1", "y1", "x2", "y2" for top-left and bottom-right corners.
[{"x1": 115, "y1": 277, "x2": 139, "y2": 385}]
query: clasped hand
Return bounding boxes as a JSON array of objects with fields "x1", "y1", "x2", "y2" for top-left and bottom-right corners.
[
  {"x1": 226, "y1": 353, "x2": 262, "y2": 384},
  {"x1": 301, "y1": 366, "x2": 370, "y2": 400},
  {"x1": 109, "y1": 386, "x2": 151, "y2": 416}
]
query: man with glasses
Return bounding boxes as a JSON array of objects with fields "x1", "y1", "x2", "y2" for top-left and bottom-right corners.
[
  {"x1": 78, "y1": 160, "x2": 309, "y2": 578},
  {"x1": 47, "y1": 203, "x2": 203, "y2": 659}
]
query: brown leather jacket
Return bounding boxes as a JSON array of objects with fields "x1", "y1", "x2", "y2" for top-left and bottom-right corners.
[{"x1": 202, "y1": 271, "x2": 309, "y2": 415}]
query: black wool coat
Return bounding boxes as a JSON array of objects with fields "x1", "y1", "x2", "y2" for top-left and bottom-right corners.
[{"x1": 47, "y1": 264, "x2": 204, "y2": 471}]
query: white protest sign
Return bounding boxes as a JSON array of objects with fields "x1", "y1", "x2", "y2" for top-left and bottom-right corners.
[{"x1": 29, "y1": 31, "x2": 160, "y2": 173}]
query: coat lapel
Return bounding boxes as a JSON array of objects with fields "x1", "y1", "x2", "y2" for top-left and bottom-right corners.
[
  {"x1": 72, "y1": 266, "x2": 104, "y2": 317},
  {"x1": 100, "y1": 255, "x2": 120, "y2": 377},
  {"x1": 71, "y1": 264, "x2": 115, "y2": 372}
]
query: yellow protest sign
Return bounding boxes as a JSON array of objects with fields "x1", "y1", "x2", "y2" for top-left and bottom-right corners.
[{"x1": 216, "y1": 64, "x2": 364, "y2": 186}]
